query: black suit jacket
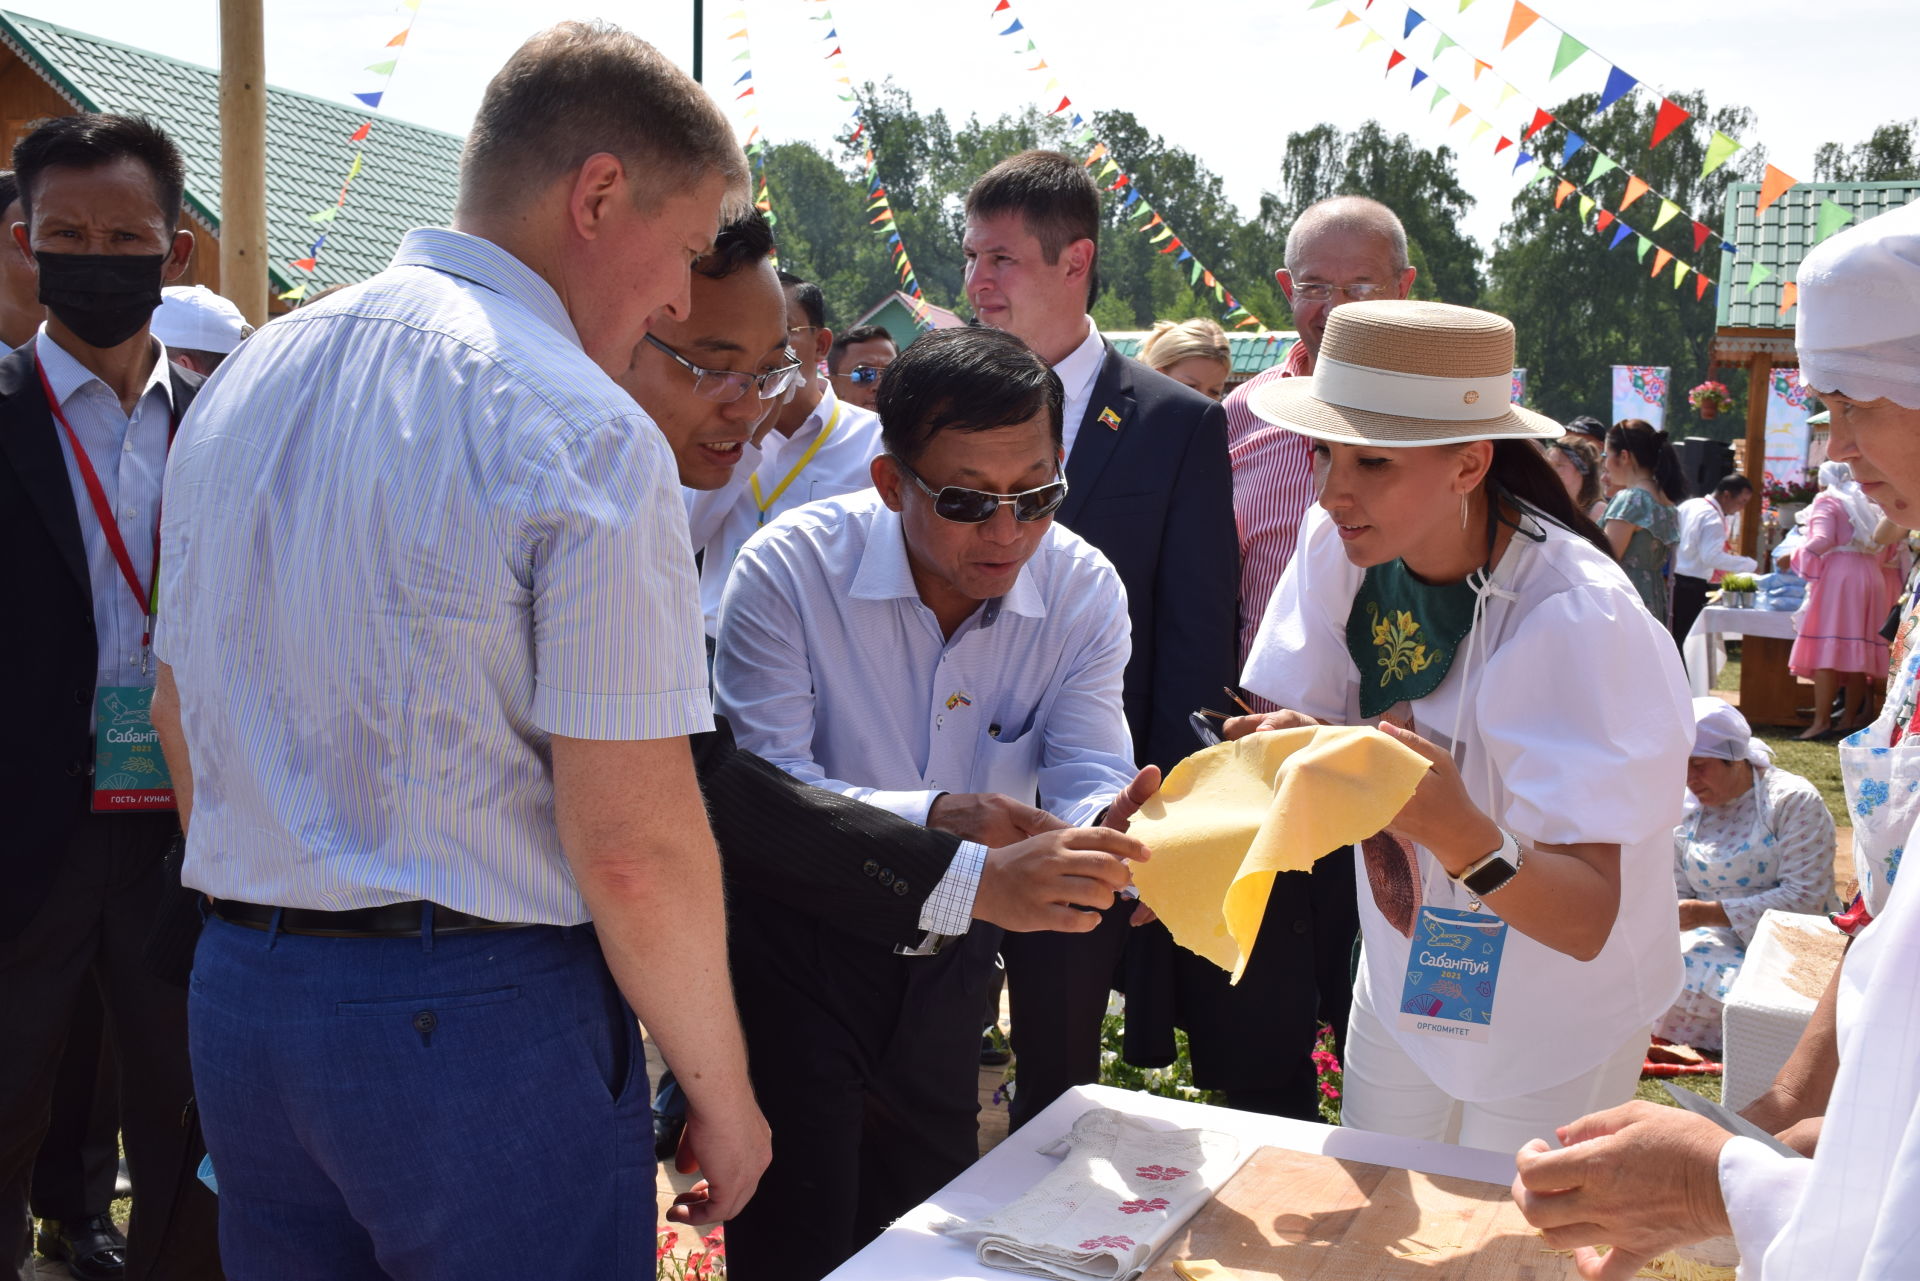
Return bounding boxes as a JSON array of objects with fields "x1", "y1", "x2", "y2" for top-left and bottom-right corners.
[
  {"x1": 1057, "y1": 344, "x2": 1238, "y2": 774},
  {"x1": 2, "y1": 341, "x2": 204, "y2": 936}
]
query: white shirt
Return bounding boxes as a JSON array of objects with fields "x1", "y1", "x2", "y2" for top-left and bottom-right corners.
[
  {"x1": 1718, "y1": 867, "x2": 1920, "y2": 1277},
  {"x1": 713, "y1": 489, "x2": 1137, "y2": 932},
  {"x1": 685, "y1": 384, "x2": 884, "y2": 635},
  {"x1": 39, "y1": 328, "x2": 175, "y2": 711},
  {"x1": 1054, "y1": 314, "x2": 1107, "y2": 459},
  {"x1": 1242, "y1": 507, "x2": 1692, "y2": 1100},
  {"x1": 158, "y1": 229, "x2": 710, "y2": 923},
  {"x1": 1675, "y1": 496, "x2": 1757, "y2": 580}
]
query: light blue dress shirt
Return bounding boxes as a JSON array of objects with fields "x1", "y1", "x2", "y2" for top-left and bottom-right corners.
[
  {"x1": 713, "y1": 488, "x2": 1136, "y2": 932},
  {"x1": 38, "y1": 329, "x2": 175, "y2": 715},
  {"x1": 156, "y1": 228, "x2": 712, "y2": 923}
]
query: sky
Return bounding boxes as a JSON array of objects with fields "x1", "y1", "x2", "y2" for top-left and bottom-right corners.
[{"x1": 23, "y1": 0, "x2": 1920, "y2": 257}]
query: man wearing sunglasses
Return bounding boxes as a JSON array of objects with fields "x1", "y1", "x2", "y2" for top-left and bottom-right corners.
[
  {"x1": 827, "y1": 322, "x2": 896, "y2": 412},
  {"x1": 712, "y1": 326, "x2": 1149, "y2": 1280}
]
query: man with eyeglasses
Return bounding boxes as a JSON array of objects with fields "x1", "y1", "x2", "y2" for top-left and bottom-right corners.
[
  {"x1": 827, "y1": 322, "x2": 896, "y2": 411},
  {"x1": 681, "y1": 270, "x2": 886, "y2": 637},
  {"x1": 712, "y1": 325, "x2": 1149, "y2": 1281}
]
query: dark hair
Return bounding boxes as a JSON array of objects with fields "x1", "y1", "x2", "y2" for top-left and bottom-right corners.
[
  {"x1": 965, "y1": 150, "x2": 1101, "y2": 304},
  {"x1": 777, "y1": 269, "x2": 826, "y2": 329},
  {"x1": 1563, "y1": 415, "x2": 1606, "y2": 440},
  {"x1": 828, "y1": 323, "x2": 895, "y2": 374},
  {"x1": 458, "y1": 21, "x2": 745, "y2": 219},
  {"x1": 694, "y1": 210, "x2": 774, "y2": 280},
  {"x1": 1607, "y1": 418, "x2": 1690, "y2": 503},
  {"x1": 13, "y1": 114, "x2": 185, "y2": 229},
  {"x1": 1713, "y1": 473, "x2": 1754, "y2": 499},
  {"x1": 1488, "y1": 439, "x2": 1612, "y2": 558},
  {"x1": 876, "y1": 327, "x2": 1062, "y2": 463},
  {"x1": 0, "y1": 170, "x2": 17, "y2": 214}
]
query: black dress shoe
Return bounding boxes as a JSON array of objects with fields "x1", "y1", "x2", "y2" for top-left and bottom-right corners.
[{"x1": 37, "y1": 1214, "x2": 128, "y2": 1281}]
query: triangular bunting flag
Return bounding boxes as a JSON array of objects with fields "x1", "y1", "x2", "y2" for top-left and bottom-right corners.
[
  {"x1": 1650, "y1": 98, "x2": 1692, "y2": 148},
  {"x1": 1673, "y1": 260, "x2": 1690, "y2": 288},
  {"x1": 1358, "y1": 29, "x2": 1384, "y2": 50},
  {"x1": 1652, "y1": 247, "x2": 1673, "y2": 277},
  {"x1": 1554, "y1": 179, "x2": 1576, "y2": 209},
  {"x1": 1695, "y1": 274, "x2": 1711, "y2": 302},
  {"x1": 1653, "y1": 198, "x2": 1681, "y2": 230},
  {"x1": 309, "y1": 207, "x2": 339, "y2": 224},
  {"x1": 1549, "y1": 33, "x2": 1587, "y2": 78},
  {"x1": 1596, "y1": 210, "x2": 1616, "y2": 233},
  {"x1": 1472, "y1": 58, "x2": 1491, "y2": 79},
  {"x1": 278, "y1": 283, "x2": 309, "y2": 302},
  {"x1": 1190, "y1": 260, "x2": 1204, "y2": 284},
  {"x1": 1778, "y1": 281, "x2": 1799, "y2": 314},
  {"x1": 999, "y1": 19, "x2": 1024, "y2": 34},
  {"x1": 1702, "y1": 130, "x2": 1742, "y2": 178},
  {"x1": 1513, "y1": 149, "x2": 1535, "y2": 174},
  {"x1": 1597, "y1": 65, "x2": 1637, "y2": 111},
  {"x1": 1159, "y1": 238, "x2": 1182, "y2": 256},
  {"x1": 364, "y1": 59, "x2": 397, "y2": 75},
  {"x1": 1337, "y1": 9, "x2": 1360, "y2": 27},
  {"x1": 1588, "y1": 153, "x2": 1619, "y2": 184},
  {"x1": 1470, "y1": 119, "x2": 1492, "y2": 143},
  {"x1": 1502, "y1": 2, "x2": 1538, "y2": 47},
  {"x1": 1097, "y1": 158, "x2": 1120, "y2": 179},
  {"x1": 1609, "y1": 223, "x2": 1633, "y2": 249},
  {"x1": 1050, "y1": 96, "x2": 1072, "y2": 114},
  {"x1": 1816, "y1": 199, "x2": 1856, "y2": 242},
  {"x1": 1411, "y1": 67, "x2": 1429, "y2": 89},
  {"x1": 1434, "y1": 31, "x2": 1456, "y2": 57},
  {"x1": 1757, "y1": 164, "x2": 1797, "y2": 215},
  {"x1": 1403, "y1": 7, "x2": 1424, "y2": 38},
  {"x1": 1691, "y1": 220, "x2": 1713, "y2": 253},
  {"x1": 353, "y1": 91, "x2": 383, "y2": 108},
  {"x1": 1387, "y1": 49, "x2": 1407, "y2": 73},
  {"x1": 1495, "y1": 135, "x2": 1513, "y2": 154},
  {"x1": 1578, "y1": 194, "x2": 1595, "y2": 219},
  {"x1": 734, "y1": 70, "x2": 752, "y2": 84},
  {"x1": 1497, "y1": 82, "x2": 1519, "y2": 109},
  {"x1": 1084, "y1": 143, "x2": 1108, "y2": 166},
  {"x1": 386, "y1": 30, "x2": 408, "y2": 46},
  {"x1": 1746, "y1": 262, "x2": 1772, "y2": 290},
  {"x1": 1561, "y1": 131, "x2": 1585, "y2": 166},
  {"x1": 1431, "y1": 84, "x2": 1451, "y2": 110},
  {"x1": 349, "y1": 122, "x2": 372, "y2": 143},
  {"x1": 292, "y1": 257, "x2": 317, "y2": 272},
  {"x1": 1450, "y1": 102, "x2": 1472, "y2": 126},
  {"x1": 1620, "y1": 175, "x2": 1651, "y2": 209},
  {"x1": 1523, "y1": 107, "x2": 1553, "y2": 140}
]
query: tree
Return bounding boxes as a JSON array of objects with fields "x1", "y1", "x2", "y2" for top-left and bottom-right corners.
[
  {"x1": 1813, "y1": 120, "x2": 1919, "y2": 182},
  {"x1": 1485, "y1": 91, "x2": 1763, "y2": 427}
]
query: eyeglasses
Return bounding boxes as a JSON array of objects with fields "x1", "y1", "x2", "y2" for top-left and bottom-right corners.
[
  {"x1": 844, "y1": 365, "x2": 885, "y2": 386},
  {"x1": 890, "y1": 454, "x2": 1068, "y2": 524},
  {"x1": 645, "y1": 334, "x2": 805, "y2": 404},
  {"x1": 1288, "y1": 281, "x2": 1393, "y2": 302}
]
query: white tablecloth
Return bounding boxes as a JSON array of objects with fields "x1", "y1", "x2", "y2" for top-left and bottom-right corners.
[
  {"x1": 826, "y1": 1084, "x2": 1515, "y2": 1280},
  {"x1": 1685, "y1": 603, "x2": 1801, "y2": 696}
]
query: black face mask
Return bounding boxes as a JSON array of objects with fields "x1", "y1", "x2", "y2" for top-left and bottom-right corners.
[{"x1": 35, "y1": 250, "x2": 167, "y2": 350}]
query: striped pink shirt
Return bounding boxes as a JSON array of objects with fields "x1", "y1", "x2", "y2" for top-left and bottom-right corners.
[{"x1": 1224, "y1": 340, "x2": 1316, "y2": 667}]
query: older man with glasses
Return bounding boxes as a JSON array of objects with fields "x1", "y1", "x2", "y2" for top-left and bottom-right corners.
[{"x1": 711, "y1": 324, "x2": 1152, "y2": 1281}]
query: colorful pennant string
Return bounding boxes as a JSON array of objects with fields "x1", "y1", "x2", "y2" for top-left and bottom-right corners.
[
  {"x1": 280, "y1": 0, "x2": 423, "y2": 300},
  {"x1": 725, "y1": 6, "x2": 779, "y2": 262},
  {"x1": 994, "y1": 0, "x2": 1272, "y2": 332}
]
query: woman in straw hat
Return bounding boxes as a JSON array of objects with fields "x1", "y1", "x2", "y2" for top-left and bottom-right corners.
[
  {"x1": 1226, "y1": 299, "x2": 1693, "y2": 1154},
  {"x1": 1512, "y1": 194, "x2": 1920, "y2": 1281}
]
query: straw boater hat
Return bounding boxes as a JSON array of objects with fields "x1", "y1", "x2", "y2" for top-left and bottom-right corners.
[{"x1": 1248, "y1": 299, "x2": 1562, "y2": 446}]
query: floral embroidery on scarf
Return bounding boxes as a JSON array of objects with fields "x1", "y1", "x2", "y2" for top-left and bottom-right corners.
[{"x1": 1367, "y1": 604, "x2": 1434, "y2": 686}]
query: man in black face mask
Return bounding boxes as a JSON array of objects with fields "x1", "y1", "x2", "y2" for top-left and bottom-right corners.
[{"x1": 0, "y1": 113, "x2": 220, "y2": 1281}]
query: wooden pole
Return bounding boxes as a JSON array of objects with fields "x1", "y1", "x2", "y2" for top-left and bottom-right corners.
[
  {"x1": 218, "y1": 0, "x2": 269, "y2": 326},
  {"x1": 1740, "y1": 350, "x2": 1771, "y2": 558}
]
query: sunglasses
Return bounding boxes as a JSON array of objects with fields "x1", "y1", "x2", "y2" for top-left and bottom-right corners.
[
  {"x1": 844, "y1": 365, "x2": 885, "y2": 385},
  {"x1": 645, "y1": 334, "x2": 805, "y2": 404},
  {"x1": 891, "y1": 454, "x2": 1068, "y2": 524}
]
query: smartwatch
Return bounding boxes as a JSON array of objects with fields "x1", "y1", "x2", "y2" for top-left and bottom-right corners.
[{"x1": 1451, "y1": 829, "x2": 1523, "y2": 897}]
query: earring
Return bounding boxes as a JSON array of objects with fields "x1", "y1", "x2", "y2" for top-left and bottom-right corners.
[{"x1": 1460, "y1": 494, "x2": 1469, "y2": 530}]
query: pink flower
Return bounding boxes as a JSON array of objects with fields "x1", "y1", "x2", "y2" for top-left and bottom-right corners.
[
  {"x1": 1319, "y1": 1081, "x2": 1341, "y2": 1099},
  {"x1": 1135, "y1": 1164, "x2": 1189, "y2": 1181},
  {"x1": 1117, "y1": 1197, "x2": 1170, "y2": 1214},
  {"x1": 1078, "y1": 1235, "x2": 1137, "y2": 1250}
]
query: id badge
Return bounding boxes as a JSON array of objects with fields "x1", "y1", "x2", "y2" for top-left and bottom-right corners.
[
  {"x1": 1397, "y1": 906, "x2": 1506, "y2": 1044},
  {"x1": 91, "y1": 684, "x2": 176, "y2": 812}
]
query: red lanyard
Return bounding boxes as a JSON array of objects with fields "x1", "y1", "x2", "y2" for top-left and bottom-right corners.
[{"x1": 35, "y1": 350, "x2": 176, "y2": 651}]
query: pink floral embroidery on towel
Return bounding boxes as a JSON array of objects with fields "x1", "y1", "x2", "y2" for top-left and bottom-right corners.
[
  {"x1": 1117, "y1": 1197, "x2": 1170, "y2": 1214},
  {"x1": 1135, "y1": 1165, "x2": 1189, "y2": 1181},
  {"x1": 1077, "y1": 1235, "x2": 1136, "y2": 1250}
]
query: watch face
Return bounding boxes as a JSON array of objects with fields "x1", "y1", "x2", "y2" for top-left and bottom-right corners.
[{"x1": 1463, "y1": 856, "x2": 1517, "y2": 897}]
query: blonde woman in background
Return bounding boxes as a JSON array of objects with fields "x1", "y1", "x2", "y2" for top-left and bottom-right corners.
[{"x1": 1140, "y1": 317, "x2": 1231, "y2": 400}]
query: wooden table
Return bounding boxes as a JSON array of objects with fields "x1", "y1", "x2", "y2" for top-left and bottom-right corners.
[
  {"x1": 1688, "y1": 605, "x2": 1810, "y2": 727},
  {"x1": 827, "y1": 1085, "x2": 1551, "y2": 1281}
]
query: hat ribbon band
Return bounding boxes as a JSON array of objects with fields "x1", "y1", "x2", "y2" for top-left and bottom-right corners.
[{"x1": 1313, "y1": 356, "x2": 1513, "y2": 422}]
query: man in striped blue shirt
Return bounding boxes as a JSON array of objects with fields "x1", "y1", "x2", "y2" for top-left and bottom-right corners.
[{"x1": 151, "y1": 25, "x2": 768, "y2": 1277}]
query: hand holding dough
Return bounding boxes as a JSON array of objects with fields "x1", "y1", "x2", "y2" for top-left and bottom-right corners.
[{"x1": 1128, "y1": 725, "x2": 1431, "y2": 982}]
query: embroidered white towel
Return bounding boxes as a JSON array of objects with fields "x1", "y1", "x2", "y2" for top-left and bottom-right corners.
[{"x1": 939, "y1": 1108, "x2": 1243, "y2": 1280}]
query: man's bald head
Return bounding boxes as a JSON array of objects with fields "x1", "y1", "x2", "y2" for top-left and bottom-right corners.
[
  {"x1": 1276, "y1": 195, "x2": 1417, "y2": 367},
  {"x1": 1284, "y1": 196, "x2": 1409, "y2": 274}
]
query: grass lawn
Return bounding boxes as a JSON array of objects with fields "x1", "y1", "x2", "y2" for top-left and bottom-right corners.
[{"x1": 1713, "y1": 645, "x2": 1851, "y2": 828}]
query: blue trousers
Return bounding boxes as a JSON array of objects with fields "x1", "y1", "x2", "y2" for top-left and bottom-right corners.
[{"x1": 189, "y1": 916, "x2": 652, "y2": 1280}]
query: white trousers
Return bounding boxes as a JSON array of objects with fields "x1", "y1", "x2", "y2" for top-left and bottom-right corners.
[{"x1": 1340, "y1": 968, "x2": 1650, "y2": 1155}]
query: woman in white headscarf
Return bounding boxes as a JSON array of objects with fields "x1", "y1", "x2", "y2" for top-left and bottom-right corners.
[
  {"x1": 1655, "y1": 698, "x2": 1835, "y2": 1050},
  {"x1": 1228, "y1": 300, "x2": 1691, "y2": 1155},
  {"x1": 1787, "y1": 459, "x2": 1896, "y2": 737}
]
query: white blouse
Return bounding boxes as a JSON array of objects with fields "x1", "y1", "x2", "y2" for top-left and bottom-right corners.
[{"x1": 1242, "y1": 505, "x2": 1693, "y2": 1100}]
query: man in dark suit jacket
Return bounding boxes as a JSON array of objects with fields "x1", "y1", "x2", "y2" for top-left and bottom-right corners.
[
  {"x1": 963, "y1": 151, "x2": 1240, "y2": 1129},
  {"x1": 0, "y1": 113, "x2": 220, "y2": 1280}
]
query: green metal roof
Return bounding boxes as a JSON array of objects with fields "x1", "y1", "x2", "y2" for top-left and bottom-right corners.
[
  {"x1": 0, "y1": 11, "x2": 461, "y2": 295},
  {"x1": 1106, "y1": 330, "x2": 1298, "y2": 379},
  {"x1": 1716, "y1": 180, "x2": 1920, "y2": 332}
]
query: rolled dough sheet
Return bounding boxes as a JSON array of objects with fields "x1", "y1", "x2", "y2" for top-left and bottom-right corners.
[{"x1": 1129, "y1": 725, "x2": 1430, "y2": 982}]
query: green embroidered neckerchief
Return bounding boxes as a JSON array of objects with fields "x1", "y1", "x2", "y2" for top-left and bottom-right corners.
[{"x1": 1345, "y1": 559, "x2": 1481, "y2": 718}]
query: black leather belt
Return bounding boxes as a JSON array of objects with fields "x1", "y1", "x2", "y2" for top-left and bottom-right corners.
[{"x1": 210, "y1": 898, "x2": 525, "y2": 938}]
